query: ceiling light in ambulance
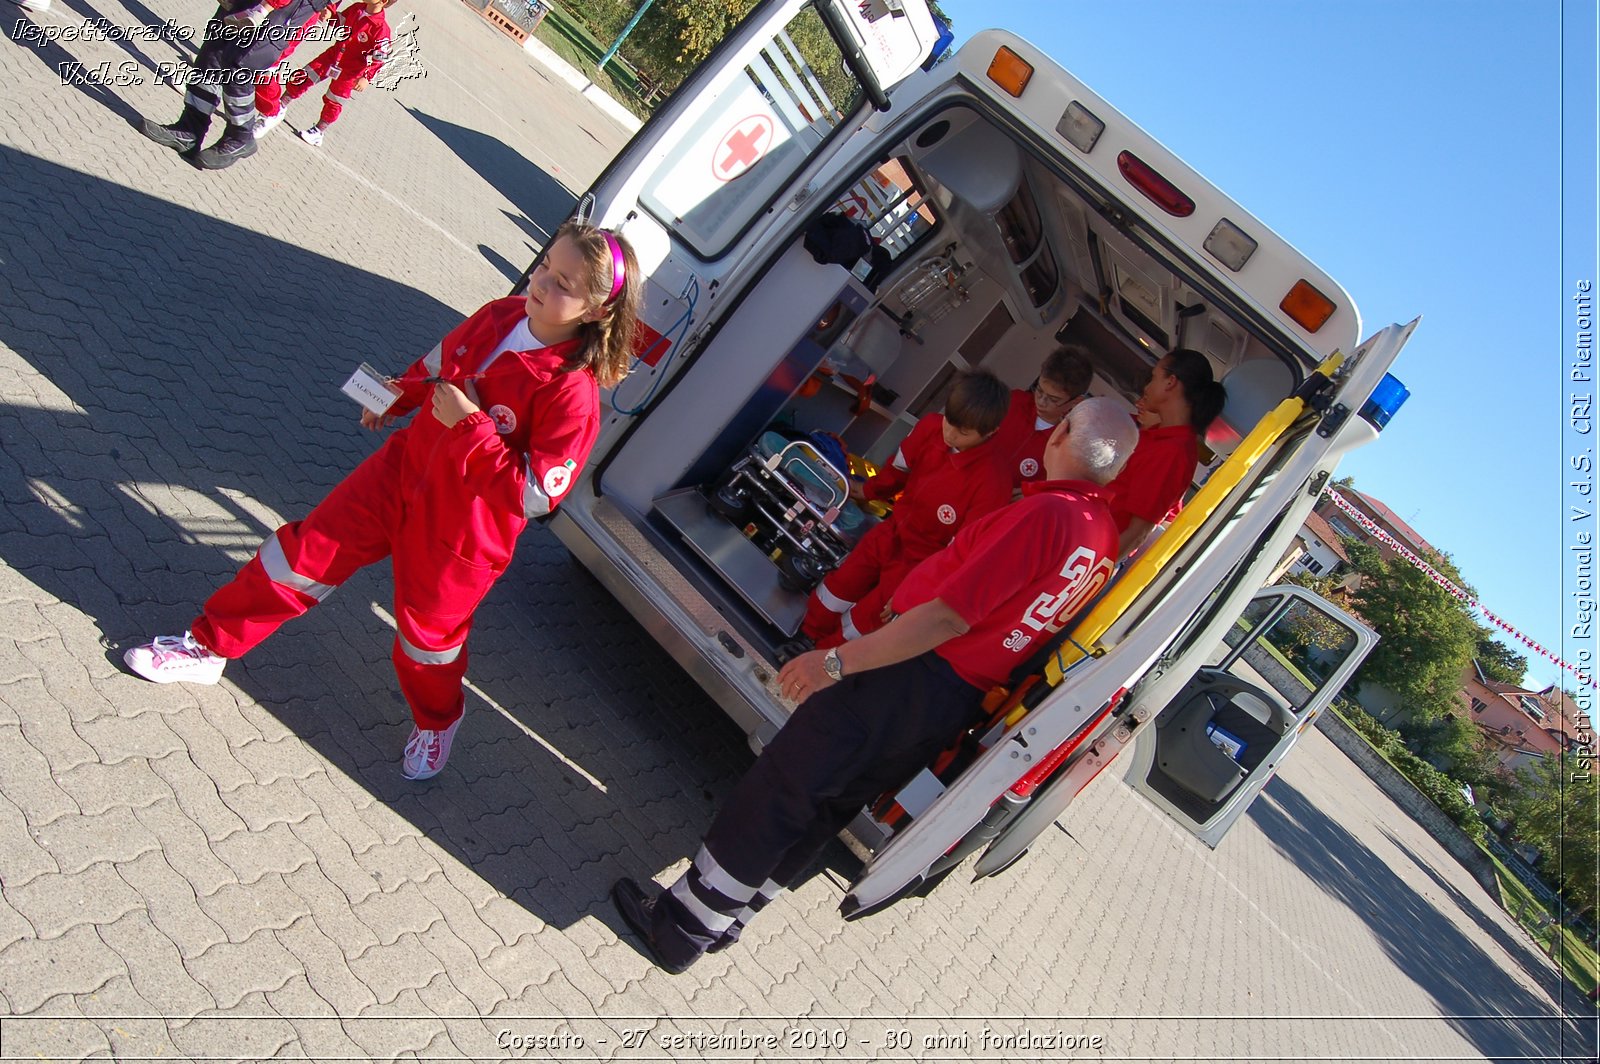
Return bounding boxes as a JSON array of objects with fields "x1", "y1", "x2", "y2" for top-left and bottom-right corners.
[
  {"x1": 1116, "y1": 151, "x2": 1194, "y2": 217},
  {"x1": 1056, "y1": 101, "x2": 1104, "y2": 153},
  {"x1": 987, "y1": 46, "x2": 1033, "y2": 98},
  {"x1": 1280, "y1": 280, "x2": 1337, "y2": 333},
  {"x1": 1203, "y1": 218, "x2": 1258, "y2": 272}
]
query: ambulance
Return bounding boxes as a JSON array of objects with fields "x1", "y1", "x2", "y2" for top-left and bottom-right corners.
[{"x1": 530, "y1": 0, "x2": 1407, "y2": 915}]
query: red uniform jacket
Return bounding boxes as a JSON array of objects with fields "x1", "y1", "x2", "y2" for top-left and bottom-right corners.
[
  {"x1": 323, "y1": 1, "x2": 389, "y2": 78},
  {"x1": 990, "y1": 388, "x2": 1054, "y2": 488},
  {"x1": 862, "y1": 413, "x2": 1012, "y2": 565},
  {"x1": 1105, "y1": 423, "x2": 1199, "y2": 533},
  {"x1": 386, "y1": 297, "x2": 600, "y2": 565}
]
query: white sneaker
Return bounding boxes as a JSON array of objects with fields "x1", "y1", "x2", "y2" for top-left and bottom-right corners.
[
  {"x1": 10, "y1": 0, "x2": 52, "y2": 12},
  {"x1": 296, "y1": 125, "x2": 323, "y2": 147},
  {"x1": 401, "y1": 716, "x2": 462, "y2": 780},
  {"x1": 123, "y1": 632, "x2": 226, "y2": 685},
  {"x1": 251, "y1": 112, "x2": 287, "y2": 140}
]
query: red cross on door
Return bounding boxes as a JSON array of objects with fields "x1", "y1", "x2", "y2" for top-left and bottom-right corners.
[{"x1": 713, "y1": 114, "x2": 774, "y2": 182}]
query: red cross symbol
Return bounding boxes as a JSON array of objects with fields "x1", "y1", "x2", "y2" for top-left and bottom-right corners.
[
  {"x1": 713, "y1": 115, "x2": 773, "y2": 182},
  {"x1": 491, "y1": 408, "x2": 514, "y2": 430}
]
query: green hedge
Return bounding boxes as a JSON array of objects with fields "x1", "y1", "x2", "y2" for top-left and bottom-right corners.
[{"x1": 1334, "y1": 701, "x2": 1487, "y2": 842}]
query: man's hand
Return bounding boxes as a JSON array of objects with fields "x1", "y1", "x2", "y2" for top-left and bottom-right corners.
[
  {"x1": 430, "y1": 381, "x2": 480, "y2": 427},
  {"x1": 777, "y1": 649, "x2": 836, "y2": 705}
]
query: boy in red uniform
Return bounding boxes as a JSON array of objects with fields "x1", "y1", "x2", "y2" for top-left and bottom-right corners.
[
  {"x1": 800, "y1": 370, "x2": 1011, "y2": 648},
  {"x1": 991, "y1": 345, "x2": 1094, "y2": 490},
  {"x1": 282, "y1": 0, "x2": 395, "y2": 146},
  {"x1": 122, "y1": 223, "x2": 641, "y2": 782},
  {"x1": 610, "y1": 398, "x2": 1139, "y2": 972}
]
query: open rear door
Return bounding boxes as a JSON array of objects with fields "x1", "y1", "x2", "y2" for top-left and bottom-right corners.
[
  {"x1": 1118, "y1": 586, "x2": 1377, "y2": 847},
  {"x1": 548, "y1": 0, "x2": 941, "y2": 342}
]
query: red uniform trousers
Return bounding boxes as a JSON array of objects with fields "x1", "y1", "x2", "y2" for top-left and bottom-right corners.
[
  {"x1": 190, "y1": 443, "x2": 498, "y2": 732},
  {"x1": 285, "y1": 49, "x2": 359, "y2": 127},
  {"x1": 800, "y1": 522, "x2": 916, "y2": 648}
]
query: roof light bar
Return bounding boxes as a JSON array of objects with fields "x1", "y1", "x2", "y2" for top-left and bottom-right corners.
[
  {"x1": 1280, "y1": 280, "x2": 1337, "y2": 333},
  {"x1": 1203, "y1": 218, "x2": 1258, "y2": 272},
  {"x1": 1056, "y1": 101, "x2": 1104, "y2": 153},
  {"x1": 1116, "y1": 151, "x2": 1194, "y2": 217},
  {"x1": 987, "y1": 46, "x2": 1033, "y2": 98}
]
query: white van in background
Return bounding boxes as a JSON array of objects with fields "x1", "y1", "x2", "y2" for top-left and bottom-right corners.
[{"x1": 524, "y1": 0, "x2": 1408, "y2": 915}]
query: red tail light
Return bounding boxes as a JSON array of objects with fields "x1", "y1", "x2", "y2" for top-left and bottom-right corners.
[{"x1": 1117, "y1": 151, "x2": 1195, "y2": 218}]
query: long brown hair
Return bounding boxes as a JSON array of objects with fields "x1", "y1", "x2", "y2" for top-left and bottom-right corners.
[{"x1": 553, "y1": 221, "x2": 641, "y2": 388}]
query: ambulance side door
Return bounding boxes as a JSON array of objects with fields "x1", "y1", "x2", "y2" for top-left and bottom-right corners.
[{"x1": 1118, "y1": 585, "x2": 1378, "y2": 848}]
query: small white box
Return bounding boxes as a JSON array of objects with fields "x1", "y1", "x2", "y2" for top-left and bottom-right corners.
[{"x1": 342, "y1": 362, "x2": 403, "y2": 416}]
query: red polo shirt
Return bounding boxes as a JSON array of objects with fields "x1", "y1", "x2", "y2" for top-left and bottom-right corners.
[
  {"x1": 891, "y1": 479, "x2": 1119, "y2": 690},
  {"x1": 1105, "y1": 424, "x2": 1199, "y2": 533},
  {"x1": 989, "y1": 389, "x2": 1056, "y2": 487},
  {"x1": 862, "y1": 412, "x2": 1013, "y2": 562}
]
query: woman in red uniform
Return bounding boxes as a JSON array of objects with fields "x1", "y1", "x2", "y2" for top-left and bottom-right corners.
[
  {"x1": 123, "y1": 223, "x2": 641, "y2": 781},
  {"x1": 1106, "y1": 348, "x2": 1226, "y2": 558}
]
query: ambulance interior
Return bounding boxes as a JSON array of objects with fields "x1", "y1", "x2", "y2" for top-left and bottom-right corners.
[{"x1": 594, "y1": 104, "x2": 1306, "y2": 674}]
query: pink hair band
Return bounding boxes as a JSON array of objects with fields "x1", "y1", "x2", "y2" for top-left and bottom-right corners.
[{"x1": 602, "y1": 231, "x2": 626, "y2": 304}]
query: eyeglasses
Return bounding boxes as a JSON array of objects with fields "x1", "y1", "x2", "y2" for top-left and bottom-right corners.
[{"x1": 1033, "y1": 382, "x2": 1074, "y2": 409}]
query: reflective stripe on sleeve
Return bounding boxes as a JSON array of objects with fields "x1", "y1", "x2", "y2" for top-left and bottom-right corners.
[
  {"x1": 891, "y1": 447, "x2": 908, "y2": 472},
  {"x1": 422, "y1": 342, "x2": 441, "y2": 376},
  {"x1": 258, "y1": 532, "x2": 335, "y2": 601},
  {"x1": 397, "y1": 631, "x2": 463, "y2": 665},
  {"x1": 523, "y1": 464, "x2": 552, "y2": 518},
  {"x1": 815, "y1": 581, "x2": 855, "y2": 614}
]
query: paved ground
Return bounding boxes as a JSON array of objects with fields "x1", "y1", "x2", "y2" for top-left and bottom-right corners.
[{"x1": 0, "y1": 1, "x2": 1596, "y2": 1060}]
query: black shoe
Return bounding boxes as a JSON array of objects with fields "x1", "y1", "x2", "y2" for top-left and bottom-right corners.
[
  {"x1": 140, "y1": 117, "x2": 201, "y2": 153},
  {"x1": 196, "y1": 124, "x2": 258, "y2": 170},
  {"x1": 610, "y1": 878, "x2": 694, "y2": 974}
]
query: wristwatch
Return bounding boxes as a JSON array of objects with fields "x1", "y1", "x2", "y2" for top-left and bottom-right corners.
[{"x1": 822, "y1": 647, "x2": 844, "y2": 682}]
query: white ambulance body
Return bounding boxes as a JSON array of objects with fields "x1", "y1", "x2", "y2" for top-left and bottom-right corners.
[{"x1": 536, "y1": 0, "x2": 1407, "y2": 914}]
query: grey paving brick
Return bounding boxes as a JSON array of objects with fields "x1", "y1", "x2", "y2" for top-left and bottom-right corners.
[
  {"x1": 33, "y1": 803, "x2": 162, "y2": 876},
  {"x1": 274, "y1": 913, "x2": 380, "y2": 1016},
  {"x1": 73, "y1": 708, "x2": 188, "y2": 766},
  {"x1": 98, "y1": 909, "x2": 219, "y2": 1016},
  {"x1": 264, "y1": 973, "x2": 373, "y2": 1061},
  {"x1": 147, "y1": 749, "x2": 248, "y2": 843},
  {"x1": 75, "y1": 972, "x2": 180, "y2": 1061},
  {"x1": 184, "y1": 927, "x2": 302, "y2": 1011},
  {"x1": 55, "y1": 756, "x2": 172, "y2": 818},
  {"x1": 0, "y1": 786, "x2": 60, "y2": 888},
  {"x1": 215, "y1": 775, "x2": 320, "y2": 834},
  {"x1": 281, "y1": 861, "x2": 382, "y2": 960},
  {"x1": 346, "y1": 930, "x2": 446, "y2": 1006},
  {"x1": 0, "y1": 921, "x2": 128, "y2": 1014},
  {"x1": 0, "y1": 993, "x2": 115, "y2": 1060},
  {"x1": 208, "y1": 820, "x2": 316, "y2": 884},
  {"x1": 0, "y1": 720, "x2": 80, "y2": 828},
  {"x1": 6, "y1": 861, "x2": 144, "y2": 943}
]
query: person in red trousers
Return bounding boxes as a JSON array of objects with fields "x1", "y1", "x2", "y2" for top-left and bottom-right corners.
[
  {"x1": 278, "y1": 0, "x2": 394, "y2": 146},
  {"x1": 123, "y1": 223, "x2": 641, "y2": 782}
]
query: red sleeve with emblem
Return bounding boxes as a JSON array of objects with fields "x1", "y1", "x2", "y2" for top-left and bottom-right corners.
[
  {"x1": 1105, "y1": 425, "x2": 1198, "y2": 530},
  {"x1": 433, "y1": 364, "x2": 597, "y2": 519}
]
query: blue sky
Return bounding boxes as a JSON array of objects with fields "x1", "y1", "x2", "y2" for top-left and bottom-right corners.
[{"x1": 937, "y1": 0, "x2": 1597, "y2": 699}]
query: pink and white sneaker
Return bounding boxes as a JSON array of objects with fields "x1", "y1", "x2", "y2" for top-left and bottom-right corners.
[
  {"x1": 401, "y1": 716, "x2": 462, "y2": 780},
  {"x1": 123, "y1": 632, "x2": 226, "y2": 685}
]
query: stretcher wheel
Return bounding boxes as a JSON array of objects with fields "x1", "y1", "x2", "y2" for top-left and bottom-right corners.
[
  {"x1": 707, "y1": 482, "x2": 751, "y2": 523},
  {"x1": 777, "y1": 550, "x2": 824, "y2": 592}
]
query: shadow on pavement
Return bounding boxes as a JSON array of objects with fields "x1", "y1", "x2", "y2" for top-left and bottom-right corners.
[
  {"x1": 2, "y1": 10, "x2": 144, "y2": 127},
  {"x1": 404, "y1": 106, "x2": 575, "y2": 254},
  {"x1": 0, "y1": 145, "x2": 750, "y2": 940},
  {"x1": 1249, "y1": 777, "x2": 1597, "y2": 1060}
]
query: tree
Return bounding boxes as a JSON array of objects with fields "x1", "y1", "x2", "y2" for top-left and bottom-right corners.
[
  {"x1": 1507, "y1": 752, "x2": 1600, "y2": 925},
  {"x1": 1473, "y1": 630, "x2": 1530, "y2": 687},
  {"x1": 1344, "y1": 541, "x2": 1479, "y2": 726}
]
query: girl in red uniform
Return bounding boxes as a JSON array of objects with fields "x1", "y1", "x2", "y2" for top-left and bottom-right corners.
[
  {"x1": 124, "y1": 223, "x2": 641, "y2": 780},
  {"x1": 282, "y1": 0, "x2": 395, "y2": 146},
  {"x1": 1106, "y1": 348, "x2": 1226, "y2": 558}
]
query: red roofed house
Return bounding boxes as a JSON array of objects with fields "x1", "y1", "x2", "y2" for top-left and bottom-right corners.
[{"x1": 1460, "y1": 662, "x2": 1593, "y2": 777}]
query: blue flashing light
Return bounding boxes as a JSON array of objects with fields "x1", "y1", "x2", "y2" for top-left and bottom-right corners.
[
  {"x1": 1358, "y1": 373, "x2": 1409, "y2": 430},
  {"x1": 923, "y1": 16, "x2": 955, "y2": 69}
]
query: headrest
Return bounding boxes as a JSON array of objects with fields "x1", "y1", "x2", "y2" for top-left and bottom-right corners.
[{"x1": 1205, "y1": 359, "x2": 1294, "y2": 457}]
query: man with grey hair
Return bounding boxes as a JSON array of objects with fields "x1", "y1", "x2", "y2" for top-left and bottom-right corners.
[{"x1": 611, "y1": 398, "x2": 1136, "y2": 973}]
